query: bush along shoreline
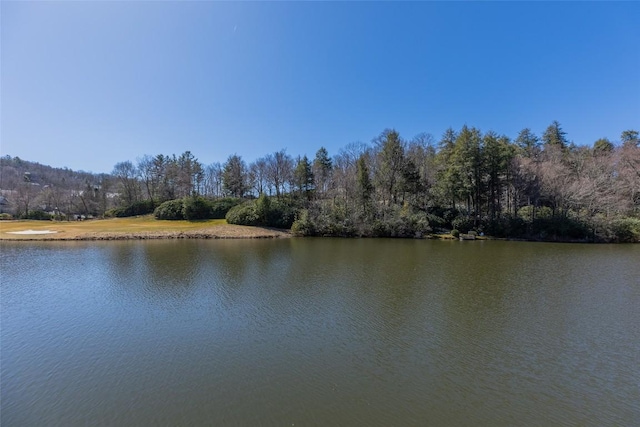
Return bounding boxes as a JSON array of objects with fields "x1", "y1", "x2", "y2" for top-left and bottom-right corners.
[
  {"x1": 96, "y1": 193, "x2": 640, "y2": 243},
  {"x1": 154, "y1": 197, "x2": 242, "y2": 221},
  {"x1": 19, "y1": 188, "x2": 634, "y2": 242},
  {"x1": 6, "y1": 206, "x2": 636, "y2": 243}
]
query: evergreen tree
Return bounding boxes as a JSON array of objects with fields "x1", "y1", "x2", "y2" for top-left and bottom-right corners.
[
  {"x1": 356, "y1": 154, "x2": 374, "y2": 217},
  {"x1": 593, "y1": 138, "x2": 614, "y2": 154},
  {"x1": 434, "y1": 128, "x2": 459, "y2": 208},
  {"x1": 542, "y1": 120, "x2": 568, "y2": 149},
  {"x1": 438, "y1": 127, "x2": 457, "y2": 153},
  {"x1": 294, "y1": 155, "x2": 315, "y2": 200},
  {"x1": 312, "y1": 147, "x2": 333, "y2": 196},
  {"x1": 400, "y1": 159, "x2": 422, "y2": 207},
  {"x1": 515, "y1": 128, "x2": 540, "y2": 158},
  {"x1": 374, "y1": 129, "x2": 404, "y2": 205},
  {"x1": 621, "y1": 130, "x2": 639, "y2": 147},
  {"x1": 176, "y1": 151, "x2": 204, "y2": 197},
  {"x1": 483, "y1": 132, "x2": 513, "y2": 219},
  {"x1": 451, "y1": 126, "x2": 484, "y2": 219},
  {"x1": 222, "y1": 154, "x2": 248, "y2": 198}
]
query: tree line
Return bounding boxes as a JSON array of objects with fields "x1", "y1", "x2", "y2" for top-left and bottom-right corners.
[
  {"x1": 1, "y1": 122, "x2": 639, "y2": 241},
  {"x1": 112, "y1": 121, "x2": 638, "y2": 241}
]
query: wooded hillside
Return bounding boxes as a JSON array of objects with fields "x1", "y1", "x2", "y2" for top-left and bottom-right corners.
[{"x1": 2, "y1": 123, "x2": 638, "y2": 241}]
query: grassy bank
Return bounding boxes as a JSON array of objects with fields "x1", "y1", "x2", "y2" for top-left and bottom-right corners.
[{"x1": 0, "y1": 216, "x2": 291, "y2": 241}]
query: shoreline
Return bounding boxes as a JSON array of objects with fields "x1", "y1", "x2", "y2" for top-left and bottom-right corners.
[
  {"x1": 1, "y1": 220, "x2": 633, "y2": 243},
  {"x1": 0, "y1": 230, "x2": 292, "y2": 241},
  {"x1": 0, "y1": 219, "x2": 291, "y2": 241}
]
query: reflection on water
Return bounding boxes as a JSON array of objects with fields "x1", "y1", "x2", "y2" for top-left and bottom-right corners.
[{"x1": 1, "y1": 239, "x2": 639, "y2": 426}]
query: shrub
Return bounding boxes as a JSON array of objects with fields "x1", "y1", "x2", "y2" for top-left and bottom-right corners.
[
  {"x1": 266, "y1": 199, "x2": 297, "y2": 229},
  {"x1": 451, "y1": 216, "x2": 473, "y2": 233},
  {"x1": 291, "y1": 209, "x2": 315, "y2": 236},
  {"x1": 182, "y1": 196, "x2": 212, "y2": 220},
  {"x1": 429, "y1": 207, "x2": 459, "y2": 229},
  {"x1": 106, "y1": 199, "x2": 158, "y2": 218},
  {"x1": 611, "y1": 217, "x2": 640, "y2": 243},
  {"x1": 25, "y1": 210, "x2": 52, "y2": 220},
  {"x1": 154, "y1": 199, "x2": 185, "y2": 220},
  {"x1": 366, "y1": 207, "x2": 431, "y2": 238},
  {"x1": 225, "y1": 201, "x2": 259, "y2": 226},
  {"x1": 226, "y1": 197, "x2": 298, "y2": 229},
  {"x1": 518, "y1": 205, "x2": 553, "y2": 222},
  {"x1": 484, "y1": 217, "x2": 526, "y2": 238},
  {"x1": 426, "y1": 213, "x2": 446, "y2": 229},
  {"x1": 0, "y1": 213, "x2": 13, "y2": 220},
  {"x1": 255, "y1": 194, "x2": 271, "y2": 224},
  {"x1": 152, "y1": 197, "x2": 243, "y2": 221},
  {"x1": 210, "y1": 198, "x2": 242, "y2": 219},
  {"x1": 530, "y1": 216, "x2": 589, "y2": 240},
  {"x1": 451, "y1": 229, "x2": 460, "y2": 238},
  {"x1": 372, "y1": 219, "x2": 391, "y2": 237},
  {"x1": 406, "y1": 211, "x2": 431, "y2": 235},
  {"x1": 296, "y1": 202, "x2": 355, "y2": 237}
]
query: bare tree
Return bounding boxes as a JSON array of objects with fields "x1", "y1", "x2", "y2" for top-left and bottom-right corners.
[
  {"x1": 137, "y1": 155, "x2": 157, "y2": 200},
  {"x1": 617, "y1": 142, "x2": 640, "y2": 215},
  {"x1": 203, "y1": 162, "x2": 223, "y2": 197},
  {"x1": 249, "y1": 157, "x2": 269, "y2": 196},
  {"x1": 112, "y1": 161, "x2": 140, "y2": 205},
  {"x1": 538, "y1": 145, "x2": 573, "y2": 217},
  {"x1": 266, "y1": 149, "x2": 293, "y2": 198}
]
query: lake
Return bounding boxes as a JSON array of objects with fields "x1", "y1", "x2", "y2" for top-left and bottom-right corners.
[{"x1": 1, "y1": 239, "x2": 639, "y2": 426}]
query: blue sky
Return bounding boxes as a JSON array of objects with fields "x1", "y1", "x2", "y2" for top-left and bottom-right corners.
[{"x1": 2, "y1": 1, "x2": 639, "y2": 174}]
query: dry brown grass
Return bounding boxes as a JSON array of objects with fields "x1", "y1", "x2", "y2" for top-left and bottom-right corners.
[{"x1": 0, "y1": 216, "x2": 291, "y2": 241}]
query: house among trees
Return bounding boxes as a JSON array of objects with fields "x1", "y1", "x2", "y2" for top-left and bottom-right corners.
[{"x1": 0, "y1": 195, "x2": 10, "y2": 214}]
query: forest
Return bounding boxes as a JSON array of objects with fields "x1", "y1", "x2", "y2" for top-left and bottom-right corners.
[{"x1": 1, "y1": 122, "x2": 639, "y2": 242}]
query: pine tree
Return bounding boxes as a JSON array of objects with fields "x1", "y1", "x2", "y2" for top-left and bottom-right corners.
[
  {"x1": 356, "y1": 154, "x2": 374, "y2": 217},
  {"x1": 515, "y1": 128, "x2": 540, "y2": 158},
  {"x1": 374, "y1": 129, "x2": 404, "y2": 205},
  {"x1": 312, "y1": 147, "x2": 332, "y2": 196},
  {"x1": 222, "y1": 154, "x2": 248, "y2": 198},
  {"x1": 294, "y1": 155, "x2": 314, "y2": 200},
  {"x1": 542, "y1": 120, "x2": 568, "y2": 149},
  {"x1": 621, "y1": 130, "x2": 639, "y2": 147},
  {"x1": 593, "y1": 138, "x2": 614, "y2": 154}
]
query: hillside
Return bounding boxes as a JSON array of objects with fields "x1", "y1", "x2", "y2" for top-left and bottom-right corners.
[{"x1": 0, "y1": 155, "x2": 116, "y2": 218}]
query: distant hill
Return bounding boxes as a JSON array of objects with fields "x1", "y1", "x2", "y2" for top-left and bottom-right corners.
[
  {"x1": 0, "y1": 155, "x2": 106, "y2": 188},
  {"x1": 0, "y1": 155, "x2": 116, "y2": 217}
]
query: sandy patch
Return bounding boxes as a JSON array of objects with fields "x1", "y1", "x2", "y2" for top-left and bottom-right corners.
[{"x1": 6, "y1": 229, "x2": 58, "y2": 235}]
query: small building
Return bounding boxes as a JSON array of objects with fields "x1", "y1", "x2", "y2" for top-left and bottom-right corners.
[{"x1": 0, "y1": 195, "x2": 10, "y2": 214}]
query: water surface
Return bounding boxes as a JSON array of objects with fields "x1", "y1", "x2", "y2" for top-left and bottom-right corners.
[{"x1": 2, "y1": 239, "x2": 639, "y2": 425}]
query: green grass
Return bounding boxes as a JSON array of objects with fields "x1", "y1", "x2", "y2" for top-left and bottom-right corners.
[{"x1": 0, "y1": 215, "x2": 228, "y2": 238}]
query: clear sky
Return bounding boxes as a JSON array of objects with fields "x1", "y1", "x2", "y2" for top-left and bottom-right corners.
[{"x1": 2, "y1": 1, "x2": 639, "y2": 174}]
